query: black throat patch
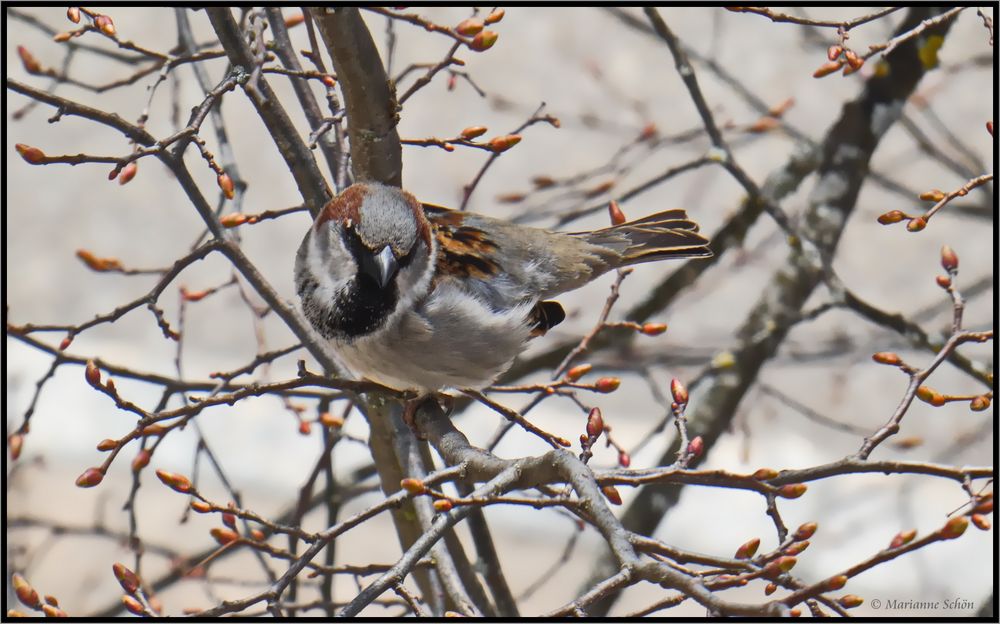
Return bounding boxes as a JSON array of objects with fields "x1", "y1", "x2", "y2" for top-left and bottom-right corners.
[{"x1": 297, "y1": 271, "x2": 398, "y2": 340}]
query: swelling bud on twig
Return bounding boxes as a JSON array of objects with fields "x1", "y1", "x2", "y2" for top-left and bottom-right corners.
[
  {"x1": 838, "y1": 595, "x2": 863, "y2": 609},
  {"x1": 470, "y1": 30, "x2": 498, "y2": 51},
  {"x1": 940, "y1": 245, "x2": 958, "y2": 272},
  {"x1": 210, "y1": 527, "x2": 239, "y2": 545},
  {"x1": 877, "y1": 210, "x2": 906, "y2": 224},
  {"x1": 812, "y1": 60, "x2": 843, "y2": 78},
  {"x1": 433, "y1": 499, "x2": 454, "y2": 512},
  {"x1": 155, "y1": 469, "x2": 192, "y2": 493},
  {"x1": 565, "y1": 363, "x2": 592, "y2": 381},
  {"x1": 484, "y1": 8, "x2": 505, "y2": 24},
  {"x1": 94, "y1": 14, "x2": 116, "y2": 36},
  {"x1": 871, "y1": 351, "x2": 901, "y2": 366},
  {"x1": 889, "y1": 529, "x2": 917, "y2": 549},
  {"x1": 75, "y1": 467, "x2": 105, "y2": 488},
  {"x1": 906, "y1": 217, "x2": 927, "y2": 232},
  {"x1": 112, "y1": 562, "x2": 140, "y2": 594},
  {"x1": 778, "y1": 483, "x2": 807, "y2": 499},
  {"x1": 9, "y1": 434, "x2": 24, "y2": 460},
  {"x1": 460, "y1": 126, "x2": 487, "y2": 139},
  {"x1": 686, "y1": 436, "x2": 704, "y2": 460},
  {"x1": 607, "y1": 200, "x2": 626, "y2": 225},
  {"x1": 12, "y1": 573, "x2": 41, "y2": 609},
  {"x1": 753, "y1": 467, "x2": 778, "y2": 480},
  {"x1": 455, "y1": 18, "x2": 483, "y2": 36},
  {"x1": 487, "y1": 134, "x2": 520, "y2": 152},
  {"x1": 939, "y1": 516, "x2": 968, "y2": 539},
  {"x1": 586, "y1": 407, "x2": 604, "y2": 438},
  {"x1": 919, "y1": 189, "x2": 946, "y2": 202},
  {"x1": 670, "y1": 378, "x2": 688, "y2": 405},
  {"x1": 121, "y1": 595, "x2": 145, "y2": 616},
  {"x1": 400, "y1": 478, "x2": 426, "y2": 495},
  {"x1": 794, "y1": 522, "x2": 818, "y2": 540},
  {"x1": 594, "y1": 377, "x2": 621, "y2": 393},
  {"x1": 217, "y1": 173, "x2": 235, "y2": 199},
  {"x1": 601, "y1": 485, "x2": 622, "y2": 505},
  {"x1": 734, "y1": 537, "x2": 759, "y2": 559},
  {"x1": 15, "y1": 143, "x2": 46, "y2": 164}
]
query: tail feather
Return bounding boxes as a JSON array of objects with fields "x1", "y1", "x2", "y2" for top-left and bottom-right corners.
[{"x1": 573, "y1": 209, "x2": 712, "y2": 267}]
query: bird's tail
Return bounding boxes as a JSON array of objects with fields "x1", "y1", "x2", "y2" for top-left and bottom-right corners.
[{"x1": 574, "y1": 209, "x2": 712, "y2": 267}]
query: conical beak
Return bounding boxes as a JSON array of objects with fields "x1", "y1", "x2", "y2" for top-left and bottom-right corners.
[{"x1": 359, "y1": 245, "x2": 399, "y2": 289}]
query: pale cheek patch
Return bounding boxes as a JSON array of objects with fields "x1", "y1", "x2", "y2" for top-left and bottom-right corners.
[{"x1": 308, "y1": 229, "x2": 356, "y2": 300}]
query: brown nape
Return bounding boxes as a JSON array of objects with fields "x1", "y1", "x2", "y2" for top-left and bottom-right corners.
[{"x1": 315, "y1": 184, "x2": 366, "y2": 228}]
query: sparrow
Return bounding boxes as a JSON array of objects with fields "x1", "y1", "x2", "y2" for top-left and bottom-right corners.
[{"x1": 294, "y1": 182, "x2": 711, "y2": 394}]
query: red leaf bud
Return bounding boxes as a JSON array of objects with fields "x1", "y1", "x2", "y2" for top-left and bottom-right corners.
[
  {"x1": 877, "y1": 209, "x2": 906, "y2": 225},
  {"x1": 400, "y1": 478, "x2": 426, "y2": 495},
  {"x1": 94, "y1": 14, "x2": 116, "y2": 36},
  {"x1": 919, "y1": 189, "x2": 946, "y2": 202},
  {"x1": 970, "y1": 395, "x2": 991, "y2": 412},
  {"x1": 838, "y1": 595, "x2": 863, "y2": 609},
  {"x1": 131, "y1": 449, "x2": 151, "y2": 473},
  {"x1": 753, "y1": 467, "x2": 778, "y2": 480},
  {"x1": 487, "y1": 134, "x2": 521, "y2": 152},
  {"x1": 455, "y1": 18, "x2": 484, "y2": 36},
  {"x1": 121, "y1": 595, "x2": 144, "y2": 616},
  {"x1": 16, "y1": 46, "x2": 42, "y2": 74},
  {"x1": 939, "y1": 245, "x2": 958, "y2": 272},
  {"x1": 826, "y1": 575, "x2": 848, "y2": 591},
  {"x1": 594, "y1": 377, "x2": 621, "y2": 393},
  {"x1": 936, "y1": 275, "x2": 952, "y2": 289},
  {"x1": 217, "y1": 173, "x2": 235, "y2": 199},
  {"x1": 12, "y1": 573, "x2": 41, "y2": 609},
  {"x1": 618, "y1": 451, "x2": 631, "y2": 468},
  {"x1": 686, "y1": 436, "x2": 704, "y2": 460},
  {"x1": 607, "y1": 200, "x2": 626, "y2": 225},
  {"x1": 670, "y1": 378, "x2": 688, "y2": 405},
  {"x1": 813, "y1": 60, "x2": 843, "y2": 78},
  {"x1": 794, "y1": 521, "x2": 818, "y2": 540},
  {"x1": 827, "y1": 45, "x2": 843, "y2": 61},
  {"x1": 15, "y1": 143, "x2": 46, "y2": 164},
  {"x1": 113, "y1": 562, "x2": 140, "y2": 594},
  {"x1": 939, "y1": 516, "x2": 968, "y2": 540},
  {"x1": 906, "y1": 217, "x2": 927, "y2": 232},
  {"x1": 889, "y1": 528, "x2": 917, "y2": 549},
  {"x1": 210, "y1": 527, "x2": 239, "y2": 545},
  {"x1": 470, "y1": 30, "x2": 498, "y2": 52},
  {"x1": 219, "y1": 213, "x2": 247, "y2": 228},
  {"x1": 460, "y1": 125, "x2": 488, "y2": 139},
  {"x1": 433, "y1": 499, "x2": 454, "y2": 512},
  {"x1": 734, "y1": 537, "x2": 759, "y2": 559},
  {"x1": 601, "y1": 485, "x2": 622, "y2": 505},
  {"x1": 484, "y1": 8, "x2": 505, "y2": 24},
  {"x1": 67, "y1": 7, "x2": 81, "y2": 23},
  {"x1": 75, "y1": 467, "x2": 105, "y2": 488},
  {"x1": 118, "y1": 162, "x2": 137, "y2": 185},
  {"x1": 190, "y1": 500, "x2": 212, "y2": 513},
  {"x1": 9, "y1": 434, "x2": 24, "y2": 461},
  {"x1": 155, "y1": 469, "x2": 192, "y2": 493},
  {"x1": 844, "y1": 49, "x2": 863, "y2": 70},
  {"x1": 586, "y1": 407, "x2": 604, "y2": 439},
  {"x1": 778, "y1": 483, "x2": 807, "y2": 499},
  {"x1": 871, "y1": 351, "x2": 901, "y2": 365},
  {"x1": 565, "y1": 363, "x2": 592, "y2": 381},
  {"x1": 970, "y1": 513, "x2": 990, "y2": 530},
  {"x1": 641, "y1": 323, "x2": 668, "y2": 336}
]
